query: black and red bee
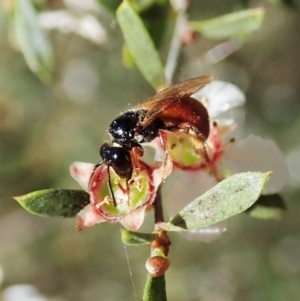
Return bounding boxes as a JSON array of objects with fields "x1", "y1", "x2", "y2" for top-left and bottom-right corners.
[{"x1": 92, "y1": 75, "x2": 213, "y2": 206}]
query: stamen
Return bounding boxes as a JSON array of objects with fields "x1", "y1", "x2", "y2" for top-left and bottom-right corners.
[
  {"x1": 128, "y1": 178, "x2": 135, "y2": 185},
  {"x1": 135, "y1": 179, "x2": 143, "y2": 192},
  {"x1": 95, "y1": 196, "x2": 111, "y2": 208},
  {"x1": 117, "y1": 182, "x2": 127, "y2": 194}
]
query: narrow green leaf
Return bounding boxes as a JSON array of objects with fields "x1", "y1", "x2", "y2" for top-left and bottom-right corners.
[
  {"x1": 167, "y1": 172, "x2": 270, "y2": 230},
  {"x1": 190, "y1": 8, "x2": 265, "y2": 40},
  {"x1": 122, "y1": 43, "x2": 135, "y2": 68},
  {"x1": 266, "y1": 0, "x2": 284, "y2": 4},
  {"x1": 96, "y1": 0, "x2": 122, "y2": 13},
  {"x1": 14, "y1": 189, "x2": 90, "y2": 218},
  {"x1": 96, "y1": 0, "x2": 167, "y2": 14},
  {"x1": 117, "y1": 0, "x2": 166, "y2": 90},
  {"x1": 130, "y1": 0, "x2": 167, "y2": 12},
  {"x1": 139, "y1": 1, "x2": 170, "y2": 47},
  {"x1": 12, "y1": 0, "x2": 54, "y2": 80},
  {"x1": 142, "y1": 274, "x2": 167, "y2": 301},
  {"x1": 246, "y1": 194, "x2": 287, "y2": 219},
  {"x1": 121, "y1": 229, "x2": 158, "y2": 245}
]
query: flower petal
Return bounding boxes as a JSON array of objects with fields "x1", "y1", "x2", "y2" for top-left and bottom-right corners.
[
  {"x1": 2, "y1": 284, "x2": 47, "y2": 301},
  {"x1": 179, "y1": 220, "x2": 228, "y2": 243},
  {"x1": 222, "y1": 135, "x2": 289, "y2": 194},
  {"x1": 152, "y1": 156, "x2": 173, "y2": 185},
  {"x1": 120, "y1": 206, "x2": 147, "y2": 231},
  {"x1": 193, "y1": 80, "x2": 246, "y2": 119},
  {"x1": 164, "y1": 170, "x2": 228, "y2": 242},
  {"x1": 76, "y1": 203, "x2": 107, "y2": 230},
  {"x1": 164, "y1": 169, "x2": 218, "y2": 217},
  {"x1": 70, "y1": 162, "x2": 95, "y2": 191}
]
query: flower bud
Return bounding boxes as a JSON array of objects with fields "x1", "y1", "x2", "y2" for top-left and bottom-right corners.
[{"x1": 145, "y1": 256, "x2": 170, "y2": 278}]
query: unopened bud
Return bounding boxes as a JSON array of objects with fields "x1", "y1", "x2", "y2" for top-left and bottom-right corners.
[{"x1": 145, "y1": 256, "x2": 170, "y2": 278}]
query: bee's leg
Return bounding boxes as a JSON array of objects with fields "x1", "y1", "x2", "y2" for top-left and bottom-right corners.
[
  {"x1": 158, "y1": 130, "x2": 172, "y2": 180},
  {"x1": 131, "y1": 146, "x2": 144, "y2": 169},
  {"x1": 189, "y1": 135, "x2": 210, "y2": 164},
  {"x1": 176, "y1": 122, "x2": 210, "y2": 164},
  {"x1": 125, "y1": 147, "x2": 143, "y2": 205},
  {"x1": 107, "y1": 165, "x2": 117, "y2": 207}
]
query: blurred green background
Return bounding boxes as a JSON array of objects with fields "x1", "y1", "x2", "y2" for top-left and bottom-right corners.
[{"x1": 0, "y1": 0, "x2": 300, "y2": 300}]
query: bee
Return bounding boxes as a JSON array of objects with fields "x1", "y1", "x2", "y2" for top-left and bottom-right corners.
[{"x1": 92, "y1": 75, "x2": 213, "y2": 206}]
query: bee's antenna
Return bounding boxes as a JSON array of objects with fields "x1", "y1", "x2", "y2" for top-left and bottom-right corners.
[
  {"x1": 89, "y1": 161, "x2": 117, "y2": 207},
  {"x1": 88, "y1": 160, "x2": 104, "y2": 188},
  {"x1": 107, "y1": 165, "x2": 117, "y2": 207}
]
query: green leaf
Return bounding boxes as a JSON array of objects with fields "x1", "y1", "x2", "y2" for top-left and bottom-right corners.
[
  {"x1": 246, "y1": 194, "x2": 287, "y2": 219},
  {"x1": 266, "y1": 0, "x2": 283, "y2": 4},
  {"x1": 11, "y1": 0, "x2": 54, "y2": 80},
  {"x1": 142, "y1": 274, "x2": 167, "y2": 301},
  {"x1": 121, "y1": 229, "x2": 158, "y2": 245},
  {"x1": 117, "y1": 0, "x2": 166, "y2": 90},
  {"x1": 96, "y1": 0, "x2": 167, "y2": 14},
  {"x1": 14, "y1": 189, "x2": 90, "y2": 218},
  {"x1": 164, "y1": 172, "x2": 270, "y2": 231},
  {"x1": 138, "y1": 1, "x2": 170, "y2": 47},
  {"x1": 190, "y1": 8, "x2": 265, "y2": 40},
  {"x1": 131, "y1": 0, "x2": 165, "y2": 12},
  {"x1": 122, "y1": 43, "x2": 135, "y2": 68},
  {"x1": 96, "y1": 0, "x2": 122, "y2": 13}
]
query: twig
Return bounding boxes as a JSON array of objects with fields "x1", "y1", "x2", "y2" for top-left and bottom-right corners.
[
  {"x1": 164, "y1": 1, "x2": 189, "y2": 85},
  {"x1": 153, "y1": 185, "x2": 164, "y2": 224}
]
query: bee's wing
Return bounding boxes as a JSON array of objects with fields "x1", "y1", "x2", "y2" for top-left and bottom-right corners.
[{"x1": 134, "y1": 75, "x2": 213, "y2": 128}]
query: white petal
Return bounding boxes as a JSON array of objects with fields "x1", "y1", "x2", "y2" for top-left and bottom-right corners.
[
  {"x1": 213, "y1": 106, "x2": 246, "y2": 134},
  {"x1": 152, "y1": 156, "x2": 173, "y2": 185},
  {"x1": 286, "y1": 149, "x2": 300, "y2": 186},
  {"x1": 164, "y1": 170, "x2": 228, "y2": 242},
  {"x1": 192, "y1": 80, "x2": 246, "y2": 119},
  {"x1": 76, "y1": 204, "x2": 106, "y2": 230},
  {"x1": 163, "y1": 170, "x2": 227, "y2": 242},
  {"x1": 39, "y1": 10, "x2": 106, "y2": 45},
  {"x1": 3, "y1": 284, "x2": 48, "y2": 301},
  {"x1": 75, "y1": 15, "x2": 107, "y2": 45},
  {"x1": 120, "y1": 207, "x2": 146, "y2": 231},
  {"x1": 222, "y1": 135, "x2": 289, "y2": 194},
  {"x1": 163, "y1": 169, "x2": 218, "y2": 217},
  {"x1": 70, "y1": 162, "x2": 95, "y2": 191},
  {"x1": 38, "y1": 10, "x2": 74, "y2": 32},
  {"x1": 179, "y1": 220, "x2": 228, "y2": 243}
]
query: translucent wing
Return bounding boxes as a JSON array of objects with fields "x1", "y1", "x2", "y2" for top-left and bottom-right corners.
[{"x1": 134, "y1": 75, "x2": 213, "y2": 128}]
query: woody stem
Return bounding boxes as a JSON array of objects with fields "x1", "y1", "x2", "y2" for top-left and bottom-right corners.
[
  {"x1": 153, "y1": 185, "x2": 164, "y2": 224},
  {"x1": 165, "y1": 0, "x2": 189, "y2": 85}
]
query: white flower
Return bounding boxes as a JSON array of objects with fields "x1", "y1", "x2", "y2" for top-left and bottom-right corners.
[
  {"x1": 38, "y1": 10, "x2": 107, "y2": 45},
  {"x1": 69, "y1": 158, "x2": 172, "y2": 231},
  {"x1": 163, "y1": 169, "x2": 228, "y2": 243},
  {"x1": 162, "y1": 81, "x2": 288, "y2": 242},
  {"x1": 3, "y1": 284, "x2": 48, "y2": 301},
  {"x1": 193, "y1": 80, "x2": 246, "y2": 128},
  {"x1": 220, "y1": 134, "x2": 289, "y2": 194}
]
